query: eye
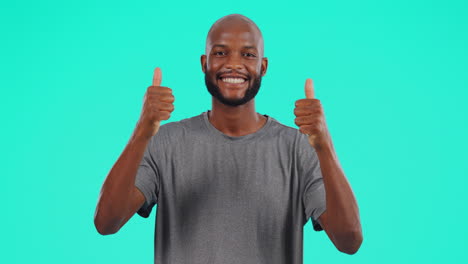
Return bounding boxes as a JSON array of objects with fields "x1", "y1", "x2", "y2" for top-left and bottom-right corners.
[
  {"x1": 243, "y1": 53, "x2": 257, "y2": 58},
  {"x1": 214, "y1": 51, "x2": 226, "y2": 56}
]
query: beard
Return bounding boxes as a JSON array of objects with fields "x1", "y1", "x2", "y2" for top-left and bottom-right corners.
[{"x1": 205, "y1": 71, "x2": 262, "y2": 107}]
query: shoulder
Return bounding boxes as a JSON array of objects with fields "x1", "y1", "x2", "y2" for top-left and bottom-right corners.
[
  {"x1": 151, "y1": 113, "x2": 205, "y2": 143},
  {"x1": 268, "y1": 116, "x2": 308, "y2": 142},
  {"x1": 268, "y1": 116, "x2": 318, "y2": 156},
  {"x1": 266, "y1": 118, "x2": 319, "y2": 171}
]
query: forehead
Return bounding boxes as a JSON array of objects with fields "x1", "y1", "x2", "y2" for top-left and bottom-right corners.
[{"x1": 206, "y1": 23, "x2": 262, "y2": 49}]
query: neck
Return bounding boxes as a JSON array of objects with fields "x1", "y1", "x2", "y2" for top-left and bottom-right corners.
[{"x1": 208, "y1": 98, "x2": 267, "y2": 137}]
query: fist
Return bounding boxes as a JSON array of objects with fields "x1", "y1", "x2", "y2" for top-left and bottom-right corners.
[
  {"x1": 135, "y1": 67, "x2": 175, "y2": 140},
  {"x1": 294, "y1": 79, "x2": 331, "y2": 150}
]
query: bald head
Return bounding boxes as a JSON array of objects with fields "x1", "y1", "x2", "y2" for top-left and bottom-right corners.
[
  {"x1": 201, "y1": 14, "x2": 268, "y2": 107},
  {"x1": 205, "y1": 14, "x2": 264, "y2": 57}
]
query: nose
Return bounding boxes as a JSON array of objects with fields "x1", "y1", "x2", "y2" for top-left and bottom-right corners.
[{"x1": 225, "y1": 53, "x2": 243, "y2": 70}]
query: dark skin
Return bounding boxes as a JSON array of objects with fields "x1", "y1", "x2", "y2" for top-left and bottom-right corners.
[
  {"x1": 202, "y1": 15, "x2": 362, "y2": 254},
  {"x1": 201, "y1": 17, "x2": 268, "y2": 136},
  {"x1": 94, "y1": 14, "x2": 362, "y2": 255},
  {"x1": 94, "y1": 68, "x2": 174, "y2": 235},
  {"x1": 295, "y1": 79, "x2": 363, "y2": 254}
]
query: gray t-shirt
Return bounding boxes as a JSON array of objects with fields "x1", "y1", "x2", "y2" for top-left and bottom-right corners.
[{"x1": 135, "y1": 111, "x2": 326, "y2": 264}]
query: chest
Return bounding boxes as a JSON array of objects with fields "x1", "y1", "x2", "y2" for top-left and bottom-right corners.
[{"x1": 160, "y1": 140, "x2": 300, "y2": 215}]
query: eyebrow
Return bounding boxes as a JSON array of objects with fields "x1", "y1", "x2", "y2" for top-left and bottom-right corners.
[{"x1": 212, "y1": 44, "x2": 257, "y2": 50}]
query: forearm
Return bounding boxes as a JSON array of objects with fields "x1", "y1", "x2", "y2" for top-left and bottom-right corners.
[
  {"x1": 294, "y1": 79, "x2": 362, "y2": 253},
  {"x1": 315, "y1": 142, "x2": 362, "y2": 250},
  {"x1": 94, "y1": 127, "x2": 150, "y2": 233}
]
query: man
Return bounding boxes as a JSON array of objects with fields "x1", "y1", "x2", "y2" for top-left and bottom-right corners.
[{"x1": 94, "y1": 14, "x2": 362, "y2": 264}]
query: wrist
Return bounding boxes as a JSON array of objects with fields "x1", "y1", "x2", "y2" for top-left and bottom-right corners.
[
  {"x1": 132, "y1": 122, "x2": 154, "y2": 143},
  {"x1": 314, "y1": 139, "x2": 334, "y2": 153}
]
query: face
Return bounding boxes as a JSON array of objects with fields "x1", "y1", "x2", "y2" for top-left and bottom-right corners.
[{"x1": 201, "y1": 21, "x2": 268, "y2": 107}]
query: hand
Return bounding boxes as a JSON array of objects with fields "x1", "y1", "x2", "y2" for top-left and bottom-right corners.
[
  {"x1": 135, "y1": 67, "x2": 175, "y2": 140},
  {"x1": 294, "y1": 78, "x2": 331, "y2": 150}
]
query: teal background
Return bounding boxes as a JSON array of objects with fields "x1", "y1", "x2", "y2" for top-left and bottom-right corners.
[{"x1": 1, "y1": 0, "x2": 467, "y2": 263}]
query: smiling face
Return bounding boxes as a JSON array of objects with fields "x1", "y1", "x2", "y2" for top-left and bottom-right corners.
[{"x1": 201, "y1": 15, "x2": 268, "y2": 107}]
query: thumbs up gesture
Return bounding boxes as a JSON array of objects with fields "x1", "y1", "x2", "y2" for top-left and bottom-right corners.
[
  {"x1": 294, "y1": 79, "x2": 331, "y2": 150},
  {"x1": 134, "y1": 67, "x2": 175, "y2": 140}
]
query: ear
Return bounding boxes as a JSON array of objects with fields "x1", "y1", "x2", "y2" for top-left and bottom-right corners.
[
  {"x1": 201, "y1": 55, "x2": 207, "y2": 73},
  {"x1": 261, "y1": 57, "x2": 268, "y2": 76}
]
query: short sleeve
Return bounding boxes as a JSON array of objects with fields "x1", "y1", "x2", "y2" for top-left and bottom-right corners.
[
  {"x1": 135, "y1": 133, "x2": 162, "y2": 218},
  {"x1": 299, "y1": 135, "x2": 327, "y2": 231}
]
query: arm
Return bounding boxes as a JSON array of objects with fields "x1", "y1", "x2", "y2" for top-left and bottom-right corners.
[
  {"x1": 315, "y1": 141, "x2": 363, "y2": 254},
  {"x1": 295, "y1": 78, "x2": 362, "y2": 254},
  {"x1": 94, "y1": 67, "x2": 175, "y2": 235},
  {"x1": 93, "y1": 132, "x2": 149, "y2": 235}
]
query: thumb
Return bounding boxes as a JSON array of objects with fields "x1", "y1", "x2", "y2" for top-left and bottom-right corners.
[
  {"x1": 305, "y1": 78, "x2": 314, "y2": 99},
  {"x1": 153, "y1": 67, "x2": 162, "y2": 86}
]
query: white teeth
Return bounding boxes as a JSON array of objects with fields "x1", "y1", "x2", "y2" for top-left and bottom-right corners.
[{"x1": 222, "y1": 78, "x2": 245, "y2": 84}]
